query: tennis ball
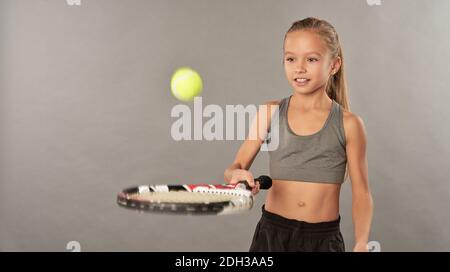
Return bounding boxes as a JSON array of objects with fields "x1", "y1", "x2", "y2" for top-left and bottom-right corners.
[{"x1": 170, "y1": 67, "x2": 203, "y2": 102}]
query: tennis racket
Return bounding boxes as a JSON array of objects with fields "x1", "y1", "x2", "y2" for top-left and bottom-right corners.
[{"x1": 116, "y1": 175, "x2": 272, "y2": 215}]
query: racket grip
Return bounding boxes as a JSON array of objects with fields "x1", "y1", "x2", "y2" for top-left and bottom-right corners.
[{"x1": 238, "y1": 175, "x2": 272, "y2": 190}]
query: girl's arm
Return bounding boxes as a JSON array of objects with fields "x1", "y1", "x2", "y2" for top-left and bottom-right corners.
[
  {"x1": 224, "y1": 100, "x2": 279, "y2": 184},
  {"x1": 344, "y1": 113, "x2": 374, "y2": 252}
]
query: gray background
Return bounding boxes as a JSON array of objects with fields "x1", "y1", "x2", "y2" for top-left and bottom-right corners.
[{"x1": 1, "y1": 0, "x2": 449, "y2": 251}]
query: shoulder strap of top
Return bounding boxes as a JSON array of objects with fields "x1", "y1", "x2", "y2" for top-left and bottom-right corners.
[
  {"x1": 279, "y1": 96, "x2": 290, "y2": 116},
  {"x1": 333, "y1": 100, "x2": 347, "y2": 147}
]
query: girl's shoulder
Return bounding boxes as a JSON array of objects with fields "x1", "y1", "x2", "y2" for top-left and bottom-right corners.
[
  {"x1": 342, "y1": 108, "x2": 364, "y2": 124},
  {"x1": 342, "y1": 109, "x2": 366, "y2": 142},
  {"x1": 263, "y1": 99, "x2": 281, "y2": 106}
]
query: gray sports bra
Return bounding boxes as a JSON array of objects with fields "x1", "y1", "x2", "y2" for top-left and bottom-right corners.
[{"x1": 268, "y1": 95, "x2": 347, "y2": 184}]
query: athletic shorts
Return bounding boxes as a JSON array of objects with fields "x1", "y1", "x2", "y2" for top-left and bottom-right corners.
[{"x1": 249, "y1": 205, "x2": 345, "y2": 252}]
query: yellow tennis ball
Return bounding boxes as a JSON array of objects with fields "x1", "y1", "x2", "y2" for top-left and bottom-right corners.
[{"x1": 170, "y1": 67, "x2": 203, "y2": 102}]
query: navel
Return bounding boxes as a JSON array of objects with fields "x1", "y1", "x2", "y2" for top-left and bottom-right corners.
[{"x1": 297, "y1": 201, "x2": 306, "y2": 207}]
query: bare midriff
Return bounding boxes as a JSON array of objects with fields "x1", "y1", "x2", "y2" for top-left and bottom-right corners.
[{"x1": 264, "y1": 179, "x2": 341, "y2": 223}]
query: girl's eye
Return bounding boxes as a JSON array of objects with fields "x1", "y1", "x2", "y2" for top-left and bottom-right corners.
[{"x1": 285, "y1": 57, "x2": 318, "y2": 62}]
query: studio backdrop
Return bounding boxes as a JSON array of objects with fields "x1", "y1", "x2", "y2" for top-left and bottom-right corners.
[{"x1": 1, "y1": 0, "x2": 449, "y2": 251}]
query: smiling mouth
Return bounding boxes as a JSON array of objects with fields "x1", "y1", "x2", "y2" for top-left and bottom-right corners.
[{"x1": 294, "y1": 78, "x2": 310, "y2": 83}]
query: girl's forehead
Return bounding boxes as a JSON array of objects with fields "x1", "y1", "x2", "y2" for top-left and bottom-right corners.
[{"x1": 284, "y1": 30, "x2": 328, "y2": 55}]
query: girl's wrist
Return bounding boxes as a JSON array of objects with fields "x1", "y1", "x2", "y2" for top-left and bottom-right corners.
[{"x1": 354, "y1": 240, "x2": 368, "y2": 247}]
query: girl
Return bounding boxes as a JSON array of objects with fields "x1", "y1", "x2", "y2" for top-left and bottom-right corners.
[{"x1": 224, "y1": 17, "x2": 373, "y2": 252}]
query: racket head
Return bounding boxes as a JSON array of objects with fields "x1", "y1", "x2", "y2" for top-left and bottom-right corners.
[
  {"x1": 117, "y1": 184, "x2": 254, "y2": 215},
  {"x1": 116, "y1": 175, "x2": 272, "y2": 215}
]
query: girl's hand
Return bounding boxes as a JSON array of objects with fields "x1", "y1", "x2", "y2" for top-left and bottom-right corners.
[
  {"x1": 228, "y1": 169, "x2": 260, "y2": 195},
  {"x1": 353, "y1": 242, "x2": 369, "y2": 252}
]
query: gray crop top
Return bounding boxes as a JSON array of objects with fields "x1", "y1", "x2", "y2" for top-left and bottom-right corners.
[{"x1": 268, "y1": 95, "x2": 347, "y2": 184}]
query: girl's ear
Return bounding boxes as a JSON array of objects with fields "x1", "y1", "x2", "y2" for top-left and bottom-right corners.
[{"x1": 330, "y1": 56, "x2": 342, "y2": 75}]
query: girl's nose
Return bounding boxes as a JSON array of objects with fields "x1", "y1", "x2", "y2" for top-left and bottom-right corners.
[
  {"x1": 295, "y1": 66, "x2": 306, "y2": 73},
  {"x1": 295, "y1": 62, "x2": 306, "y2": 73}
]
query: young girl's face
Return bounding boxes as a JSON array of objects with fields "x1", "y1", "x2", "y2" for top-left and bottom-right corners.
[{"x1": 284, "y1": 30, "x2": 338, "y2": 95}]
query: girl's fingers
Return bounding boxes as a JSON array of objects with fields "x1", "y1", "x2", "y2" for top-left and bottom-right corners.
[
  {"x1": 247, "y1": 173, "x2": 255, "y2": 187},
  {"x1": 252, "y1": 183, "x2": 260, "y2": 195}
]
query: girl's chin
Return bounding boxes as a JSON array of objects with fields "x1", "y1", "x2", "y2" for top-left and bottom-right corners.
[
  {"x1": 292, "y1": 86, "x2": 322, "y2": 95},
  {"x1": 291, "y1": 81, "x2": 327, "y2": 93}
]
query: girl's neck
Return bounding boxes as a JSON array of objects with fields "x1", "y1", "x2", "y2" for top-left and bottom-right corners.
[{"x1": 290, "y1": 90, "x2": 332, "y2": 111}]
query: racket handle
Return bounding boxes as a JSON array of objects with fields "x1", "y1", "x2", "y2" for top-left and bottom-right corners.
[{"x1": 238, "y1": 175, "x2": 272, "y2": 190}]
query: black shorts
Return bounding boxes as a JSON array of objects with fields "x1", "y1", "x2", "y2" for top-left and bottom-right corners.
[{"x1": 249, "y1": 205, "x2": 345, "y2": 252}]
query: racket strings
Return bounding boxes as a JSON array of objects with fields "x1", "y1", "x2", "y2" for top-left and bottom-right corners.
[{"x1": 130, "y1": 191, "x2": 242, "y2": 203}]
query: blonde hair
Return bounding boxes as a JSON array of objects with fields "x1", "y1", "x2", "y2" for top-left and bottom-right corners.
[{"x1": 284, "y1": 17, "x2": 351, "y2": 182}]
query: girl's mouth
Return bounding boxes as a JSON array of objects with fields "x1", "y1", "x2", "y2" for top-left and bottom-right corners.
[{"x1": 294, "y1": 78, "x2": 310, "y2": 86}]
